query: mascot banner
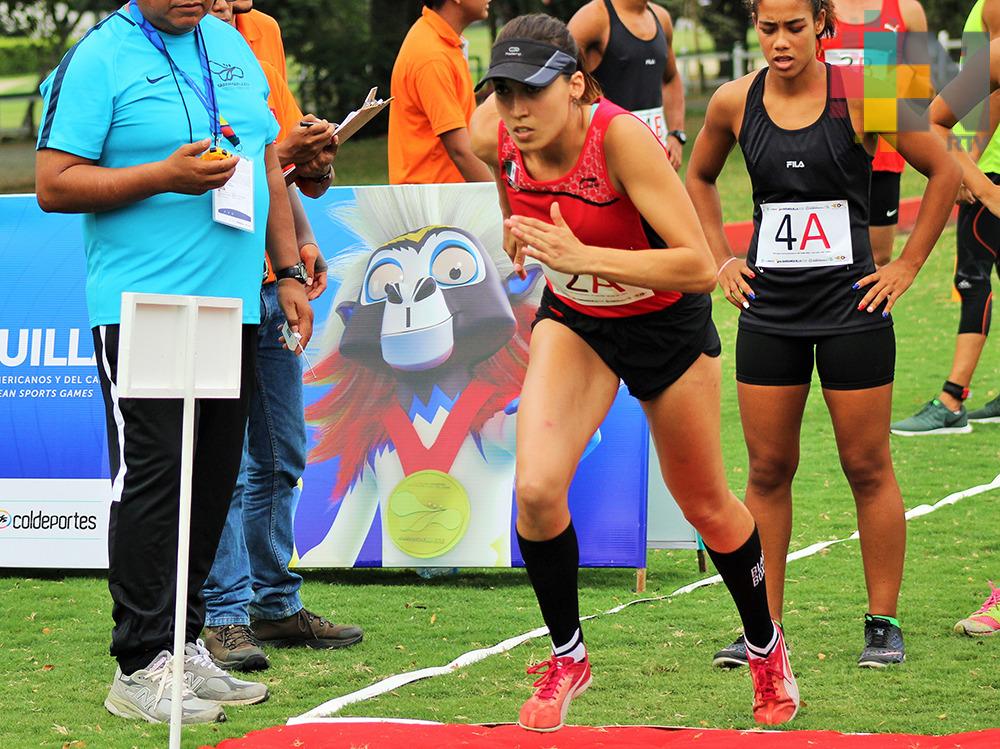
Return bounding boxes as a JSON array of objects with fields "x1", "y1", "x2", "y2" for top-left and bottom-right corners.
[{"x1": 0, "y1": 186, "x2": 650, "y2": 569}]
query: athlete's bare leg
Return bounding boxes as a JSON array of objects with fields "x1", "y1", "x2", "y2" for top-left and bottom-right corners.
[
  {"x1": 514, "y1": 320, "x2": 620, "y2": 540},
  {"x1": 737, "y1": 383, "x2": 811, "y2": 622},
  {"x1": 870, "y1": 225, "x2": 896, "y2": 268},
  {"x1": 823, "y1": 383, "x2": 905, "y2": 618},
  {"x1": 938, "y1": 332, "x2": 989, "y2": 411},
  {"x1": 644, "y1": 354, "x2": 754, "y2": 552}
]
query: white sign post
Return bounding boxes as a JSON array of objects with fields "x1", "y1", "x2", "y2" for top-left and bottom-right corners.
[{"x1": 117, "y1": 292, "x2": 242, "y2": 749}]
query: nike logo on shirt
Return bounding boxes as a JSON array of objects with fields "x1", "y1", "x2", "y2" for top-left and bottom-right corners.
[
  {"x1": 886, "y1": 209, "x2": 898, "y2": 217},
  {"x1": 146, "y1": 74, "x2": 170, "y2": 84}
]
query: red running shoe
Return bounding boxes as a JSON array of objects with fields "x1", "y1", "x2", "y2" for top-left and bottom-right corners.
[
  {"x1": 747, "y1": 625, "x2": 799, "y2": 725},
  {"x1": 517, "y1": 654, "x2": 591, "y2": 732}
]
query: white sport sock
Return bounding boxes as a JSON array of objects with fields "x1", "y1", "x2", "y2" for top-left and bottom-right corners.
[
  {"x1": 745, "y1": 622, "x2": 780, "y2": 659},
  {"x1": 552, "y1": 627, "x2": 587, "y2": 663}
]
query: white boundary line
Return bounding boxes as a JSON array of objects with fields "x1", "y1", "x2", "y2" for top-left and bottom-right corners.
[{"x1": 289, "y1": 472, "x2": 1000, "y2": 724}]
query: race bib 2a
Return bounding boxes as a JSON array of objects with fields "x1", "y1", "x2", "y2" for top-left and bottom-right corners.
[{"x1": 545, "y1": 267, "x2": 655, "y2": 307}]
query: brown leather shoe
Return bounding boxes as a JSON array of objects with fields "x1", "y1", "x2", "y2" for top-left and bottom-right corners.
[
  {"x1": 202, "y1": 624, "x2": 270, "y2": 672},
  {"x1": 250, "y1": 608, "x2": 363, "y2": 650}
]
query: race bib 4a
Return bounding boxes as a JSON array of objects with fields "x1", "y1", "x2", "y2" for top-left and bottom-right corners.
[{"x1": 757, "y1": 199, "x2": 854, "y2": 268}]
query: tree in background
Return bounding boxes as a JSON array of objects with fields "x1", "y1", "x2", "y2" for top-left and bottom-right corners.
[
  {"x1": 259, "y1": 0, "x2": 423, "y2": 134},
  {"x1": 258, "y1": 0, "x2": 691, "y2": 123},
  {"x1": 0, "y1": 0, "x2": 787, "y2": 143},
  {"x1": 924, "y1": 0, "x2": 973, "y2": 38},
  {"x1": 0, "y1": 1, "x2": 117, "y2": 132},
  {"x1": 700, "y1": 0, "x2": 750, "y2": 80}
]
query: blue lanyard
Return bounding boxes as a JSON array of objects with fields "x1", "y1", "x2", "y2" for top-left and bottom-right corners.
[{"x1": 128, "y1": 2, "x2": 222, "y2": 144}]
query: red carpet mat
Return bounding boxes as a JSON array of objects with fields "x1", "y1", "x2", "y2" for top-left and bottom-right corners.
[{"x1": 207, "y1": 721, "x2": 1000, "y2": 749}]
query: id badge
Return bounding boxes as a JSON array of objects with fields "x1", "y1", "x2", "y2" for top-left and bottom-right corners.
[
  {"x1": 213, "y1": 157, "x2": 255, "y2": 233},
  {"x1": 756, "y1": 200, "x2": 853, "y2": 268}
]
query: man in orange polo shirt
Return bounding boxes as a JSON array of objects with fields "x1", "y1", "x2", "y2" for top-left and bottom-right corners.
[
  {"x1": 389, "y1": 0, "x2": 493, "y2": 184},
  {"x1": 232, "y1": 0, "x2": 287, "y2": 81},
  {"x1": 201, "y1": 0, "x2": 363, "y2": 675}
]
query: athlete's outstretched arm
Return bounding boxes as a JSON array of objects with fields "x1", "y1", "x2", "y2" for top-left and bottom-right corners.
[
  {"x1": 852, "y1": 97, "x2": 962, "y2": 315},
  {"x1": 685, "y1": 79, "x2": 756, "y2": 310},
  {"x1": 927, "y1": 40, "x2": 1000, "y2": 211},
  {"x1": 507, "y1": 114, "x2": 715, "y2": 293}
]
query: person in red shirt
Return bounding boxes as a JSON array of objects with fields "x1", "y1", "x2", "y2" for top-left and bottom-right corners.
[
  {"x1": 820, "y1": 0, "x2": 929, "y2": 267},
  {"x1": 471, "y1": 13, "x2": 798, "y2": 732}
]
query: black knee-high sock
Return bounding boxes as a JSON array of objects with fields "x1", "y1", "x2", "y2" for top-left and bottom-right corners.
[
  {"x1": 517, "y1": 521, "x2": 584, "y2": 656},
  {"x1": 705, "y1": 527, "x2": 776, "y2": 652}
]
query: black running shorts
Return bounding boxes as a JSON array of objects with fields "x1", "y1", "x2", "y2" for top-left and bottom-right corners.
[
  {"x1": 533, "y1": 287, "x2": 722, "y2": 401},
  {"x1": 736, "y1": 326, "x2": 895, "y2": 390},
  {"x1": 869, "y1": 170, "x2": 902, "y2": 227}
]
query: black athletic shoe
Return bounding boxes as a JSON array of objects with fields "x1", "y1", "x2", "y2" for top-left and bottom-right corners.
[
  {"x1": 858, "y1": 614, "x2": 905, "y2": 668},
  {"x1": 712, "y1": 635, "x2": 748, "y2": 668}
]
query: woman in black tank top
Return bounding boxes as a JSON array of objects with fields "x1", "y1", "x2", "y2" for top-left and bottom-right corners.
[
  {"x1": 687, "y1": 0, "x2": 959, "y2": 667},
  {"x1": 568, "y1": 0, "x2": 685, "y2": 168}
]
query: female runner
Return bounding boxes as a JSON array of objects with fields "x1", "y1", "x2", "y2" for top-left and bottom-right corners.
[
  {"x1": 686, "y1": 0, "x2": 960, "y2": 669},
  {"x1": 471, "y1": 12, "x2": 798, "y2": 731}
]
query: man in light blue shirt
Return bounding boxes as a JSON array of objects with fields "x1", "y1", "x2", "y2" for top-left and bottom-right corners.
[{"x1": 35, "y1": 0, "x2": 313, "y2": 725}]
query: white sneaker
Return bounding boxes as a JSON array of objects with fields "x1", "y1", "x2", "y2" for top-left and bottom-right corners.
[
  {"x1": 184, "y1": 640, "x2": 269, "y2": 705},
  {"x1": 104, "y1": 651, "x2": 225, "y2": 724}
]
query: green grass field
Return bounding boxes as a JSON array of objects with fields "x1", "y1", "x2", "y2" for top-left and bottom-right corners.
[{"x1": 2, "y1": 77, "x2": 999, "y2": 749}]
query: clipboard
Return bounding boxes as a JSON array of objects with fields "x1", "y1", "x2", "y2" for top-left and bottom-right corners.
[
  {"x1": 284, "y1": 87, "x2": 391, "y2": 185},
  {"x1": 333, "y1": 87, "x2": 392, "y2": 144}
]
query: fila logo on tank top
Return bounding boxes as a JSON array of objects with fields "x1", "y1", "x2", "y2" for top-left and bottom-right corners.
[
  {"x1": 498, "y1": 99, "x2": 682, "y2": 318},
  {"x1": 738, "y1": 65, "x2": 889, "y2": 336}
]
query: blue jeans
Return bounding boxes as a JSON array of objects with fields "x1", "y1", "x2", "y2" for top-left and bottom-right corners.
[{"x1": 203, "y1": 283, "x2": 306, "y2": 626}]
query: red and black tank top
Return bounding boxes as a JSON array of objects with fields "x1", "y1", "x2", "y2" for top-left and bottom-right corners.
[
  {"x1": 498, "y1": 97, "x2": 681, "y2": 318},
  {"x1": 819, "y1": 0, "x2": 906, "y2": 173}
]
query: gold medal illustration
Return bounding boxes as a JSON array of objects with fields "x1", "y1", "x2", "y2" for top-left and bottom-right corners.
[{"x1": 385, "y1": 470, "x2": 471, "y2": 558}]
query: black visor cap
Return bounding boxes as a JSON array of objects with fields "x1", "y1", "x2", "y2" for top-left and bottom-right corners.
[{"x1": 475, "y1": 38, "x2": 578, "y2": 91}]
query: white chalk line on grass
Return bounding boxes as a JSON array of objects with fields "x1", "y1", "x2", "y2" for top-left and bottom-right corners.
[{"x1": 288, "y1": 472, "x2": 1000, "y2": 725}]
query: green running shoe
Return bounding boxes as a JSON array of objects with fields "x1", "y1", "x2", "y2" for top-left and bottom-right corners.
[
  {"x1": 968, "y1": 394, "x2": 1000, "y2": 423},
  {"x1": 890, "y1": 399, "x2": 972, "y2": 436}
]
